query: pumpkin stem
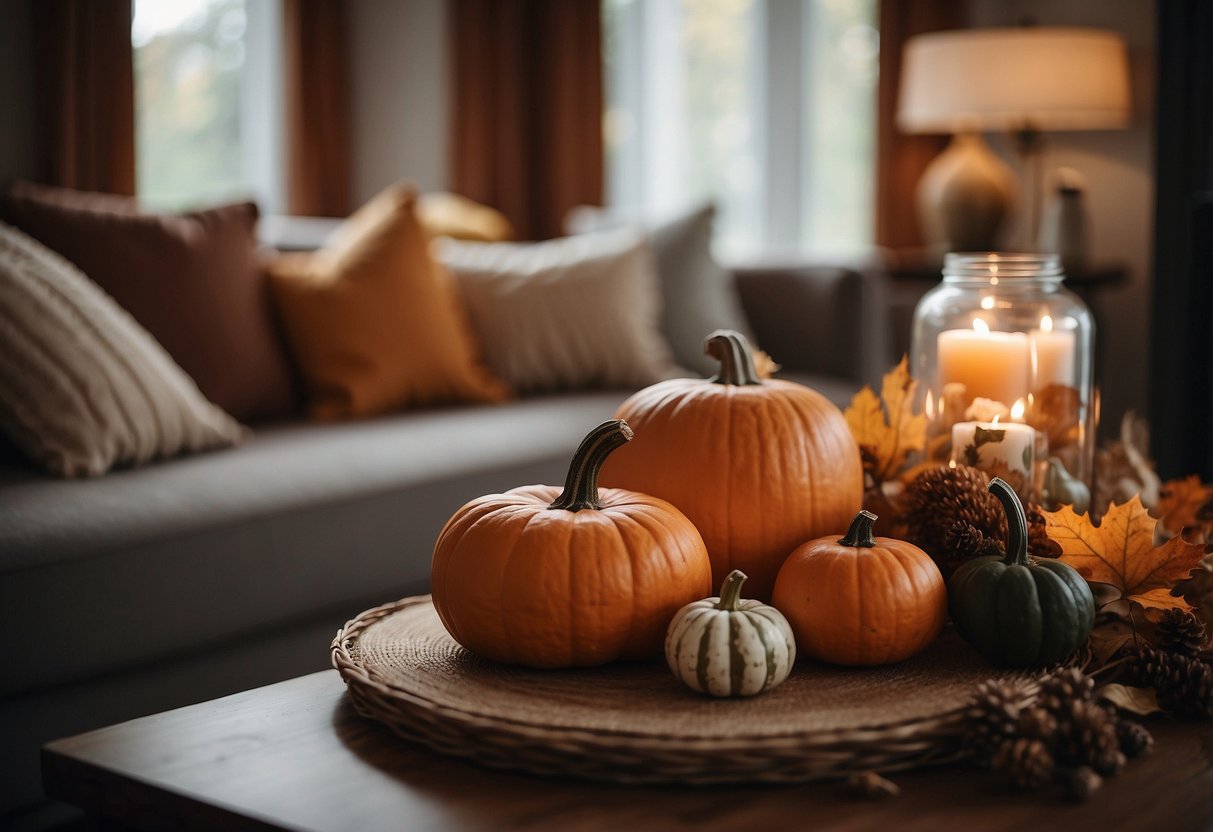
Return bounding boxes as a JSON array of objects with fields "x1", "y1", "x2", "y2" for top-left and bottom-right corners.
[
  {"x1": 548, "y1": 420, "x2": 634, "y2": 512},
  {"x1": 706, "y1": 330, "x2": 762, "y2": 386},
  {"x1": 989, "y1": 477, "x2": 1030, "y2": 566},
  {"x1": 838, "y1": 510, "x2": 879, "y2": 548},
  {"x1": 716, "y1": 570, "x2": 749, "y2": 612}
]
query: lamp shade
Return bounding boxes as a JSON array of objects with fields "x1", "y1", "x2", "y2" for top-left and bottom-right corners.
[{"x1": 897, "y1": 27, "x2": 1130, "y2": 134}]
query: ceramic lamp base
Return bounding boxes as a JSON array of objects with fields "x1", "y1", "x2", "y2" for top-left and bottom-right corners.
[{"x1": 917, "y1": 131, "x2": 1016, "y2": 253}]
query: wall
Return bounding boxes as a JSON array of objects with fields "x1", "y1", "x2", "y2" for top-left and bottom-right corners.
[
  {"x1": 969, "y1": 0, "x2": 1156, "y2": 439},
  {"x1": 348, "y1": 0, "x2": 450, "y2": 204},
  {"x1": 0, "y1": 0, "x2": 37, "y2": 182}
]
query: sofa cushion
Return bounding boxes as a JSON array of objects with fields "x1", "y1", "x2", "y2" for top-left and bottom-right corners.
[
  {"x1": 565, "y1": 203, "x2": 755, "y2": 376},
  {"x1": 0, "y1": 181, "x2": 299, "y2": 422},
  {"x1": 0, "y1": 391, "x2": 627, "y2": 697},
  {"x1": 0, "y1": 223, "x2": 245, "y2": 477},
  {"x1": 439, "y1": 230, "x2": 682, "y2": 393},
  {"x1": 267, "y1": 184, "x2": 509, "y2": 419},
  {"x1": 417, "y1": 192, "x2": 514, "y2": 241}
]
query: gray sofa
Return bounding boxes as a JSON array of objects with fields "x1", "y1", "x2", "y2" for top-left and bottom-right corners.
[{"x1": 0, "y1": 262, "x2": 887, "y2": 820}]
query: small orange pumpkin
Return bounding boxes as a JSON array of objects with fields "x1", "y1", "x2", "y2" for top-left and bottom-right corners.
[
  {"x1": 771, "y1": 510, "x2": 947, "y2": 665},
  {"x1": 602, "y1": 330, "x2": 863, "y2": 601},
  {"x1": 431, "y1": 420, "x2": 712, "y2": 668}
]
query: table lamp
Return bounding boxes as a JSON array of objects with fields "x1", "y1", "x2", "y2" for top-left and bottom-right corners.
[{"x1": 897, "y1": 27, "x2": 1130, "y2": 254}]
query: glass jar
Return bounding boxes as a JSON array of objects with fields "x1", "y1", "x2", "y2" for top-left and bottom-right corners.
[{"x1": 909, "y1": 253, "x2": 1095, "y2": 507}]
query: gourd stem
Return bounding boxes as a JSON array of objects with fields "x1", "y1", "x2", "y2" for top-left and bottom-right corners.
[
  {"x1": 989, "y1": 477, "x2": 1029, "y2": 566},
  {"x1": 716, "y1": 570, "x2": 748, "y2": 611},
  {"x1": 548, "y1": 420, "x2": 634, "y2": 512},
  {"x1": 706, "y1": 330, "x2": 762, "y2": 386},
  {"x1": 838, "y1": 510, "x2": 879, "y2": 548}
]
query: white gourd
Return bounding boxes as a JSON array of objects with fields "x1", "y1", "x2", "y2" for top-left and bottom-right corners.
[{"x1": 665, "y1": 569, "x2": 796, "y2": 697}]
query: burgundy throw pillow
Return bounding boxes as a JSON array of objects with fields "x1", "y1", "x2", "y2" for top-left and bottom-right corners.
[{"x1": 0, "y1": 181, "x2": 298, "y2": 421}]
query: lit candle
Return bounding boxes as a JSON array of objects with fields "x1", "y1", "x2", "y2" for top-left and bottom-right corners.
[
  {"x1": 951, "y1": 411, "x2": 1036, "y2": 478},
  {"x1": 937, "y1": 318, "x2": 1031, "y2": 406},
  {"x1": 1031, "y1": 315, "x2": 1077, "y2": 388}
]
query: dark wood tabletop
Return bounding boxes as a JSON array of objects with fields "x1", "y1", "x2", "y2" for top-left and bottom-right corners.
[{"x1": 42, "y1": 670, "x2": 1213, "y2": 832}]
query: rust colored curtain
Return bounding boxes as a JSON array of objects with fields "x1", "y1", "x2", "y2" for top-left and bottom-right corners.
[
  {"x1": 875, "y1": 0, "x2": 966, "y2": 251},
  {"x1": 31, "y1": 0, "x2": 136, "y2": 195},
  {"x1": 451, "y1": 0, "x2": 604, "y2": 241},
  {"x1": 283, "y1": 0, "x2": 352, "y2": 217}
]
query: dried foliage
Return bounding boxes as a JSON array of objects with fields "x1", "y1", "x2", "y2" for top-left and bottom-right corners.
[
  {"x1": 1092, "y1": 411, "x2": 1161, "y2": 515},
  {"x1": 844, "y1": 356, "x2": 927, "y2": 486},
  {"x1": 1044, "y1": 497, "x2": 1205, "y2": 614},
  {"x1": 1155, "y1": 475, "x2": 1213, "y2": 542}
]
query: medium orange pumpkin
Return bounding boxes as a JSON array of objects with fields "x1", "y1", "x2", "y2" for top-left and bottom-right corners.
[
  {"x1": 430, "y1": 420, "x2": 712, "y2": 668},
  {"x1": 771, "y1": 510, "x2": 947, "y2": 665},
  {"x1": 601, "y1": 330, "x2": 863, "y2": 601}
]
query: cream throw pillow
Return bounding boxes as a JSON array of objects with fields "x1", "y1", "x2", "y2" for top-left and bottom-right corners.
[
  {"x1": 0, "y1": 223, "x2": 245, "y2": 477},
  {"x1": 438, "y1": 230, "x2": 682, "y2": 393}
]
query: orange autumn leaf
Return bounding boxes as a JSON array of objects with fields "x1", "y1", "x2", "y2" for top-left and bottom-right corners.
[
  {"x1": 844, "y1": 356, "x2": 927, "y2": 484},
  {"x1": 1154, "y1": 475, "x2": 1212, "y2": 534},
  {"x1": 1044, "y1": 496, "x2": 1205, "y2": 612}
]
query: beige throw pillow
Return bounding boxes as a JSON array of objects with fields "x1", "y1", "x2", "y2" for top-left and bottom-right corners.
[
  {"x1": 438, "y1": 230, "x2": 682, "y2": 394},
  {"x1": 0, "y1": 223, "x2": 245, "y2": 477}
]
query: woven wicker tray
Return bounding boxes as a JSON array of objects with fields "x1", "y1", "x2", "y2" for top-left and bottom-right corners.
[{"x1": 332, "y1": 596, "x2": 1040, "y2": 785}]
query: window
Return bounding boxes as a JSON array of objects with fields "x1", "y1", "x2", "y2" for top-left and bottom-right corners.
[
  {"x1": 132, "y1": 0, "x2": 283, "y2": 211},
  {"x1": 603, "y1": 0, "x2": 878, "y2": 255}
]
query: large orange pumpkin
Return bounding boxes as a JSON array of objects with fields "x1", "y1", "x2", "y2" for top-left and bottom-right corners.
[
  {"x1": 431, "y1": 420, "x2": 712, "y2": 668},
  {"x1": 772, "y1": 510, "x2": 947, "y2": 665},
  {"x1": 601, "y1": 330, "x2": 862, "y2": 601}
]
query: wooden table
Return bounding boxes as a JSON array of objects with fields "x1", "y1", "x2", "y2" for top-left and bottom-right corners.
[{"x1": 42, "y1": 670, "x2": 1213, "y2": 832}]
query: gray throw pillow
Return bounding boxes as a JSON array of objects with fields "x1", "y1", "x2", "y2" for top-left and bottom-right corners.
[
  {"x1": 565, "y1": 203, "x2": 755, "y2": 376},
  {"x1": 438, "y1": 229, "x2": 682, "y2": 394}
]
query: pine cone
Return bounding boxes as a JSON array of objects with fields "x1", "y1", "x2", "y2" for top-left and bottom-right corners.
[
  {"x1": 903, "y1": 465, "x2": 1007, "y2": 578},
  {"x1": 1130, "y1": 645, "x2": 1213, "y2": 717},
  {"x1": 944, "y1": 521, "x2": 1003, "y2": 560},
  {"x1": 1158, "y1": 608, "x2": 1207, "y2": 658},
  {"x1": 1016, "y1": 706, "x2": 1058, "y2": 741},
  {"x1": 1053, "y1": 699, "x2": 1119, "y2": 769},
  {"x1": 1026, "y1": 503, "x2": 1062, "y2": 558},
  {"x1": 992, "y1": 738, "x2": 1055, "y2": 789},
  {"x1": 1036, "y1": 667, "x2": 1095, "y2": 714},
  {"x1": 964, "y1": 680, "x2": 1022, "y2": 766},
  {"x1": 1066, "y1": 766, "x2": 1103, "y2": 801},
  {"x1": 1116, "y1": 720, "x2": 1154, "y2": 758}
]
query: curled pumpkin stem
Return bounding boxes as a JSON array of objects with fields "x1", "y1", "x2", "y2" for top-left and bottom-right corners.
[
  {"x1": 549, "y1": 420, "x2": 633, "y2": 512},
  {"x1": 705, "y1": 330, "x2": 762, "y2": 386},
  {"x1": 988, "y1": 477, "x2": 1029, "y2": 566}
]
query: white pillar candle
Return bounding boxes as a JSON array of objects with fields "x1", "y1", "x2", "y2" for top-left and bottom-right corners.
[
  {"x1": 937, "y1": 319, "x2": 1031, "y2": 407},
  {"x1": 951, "y1": 419, "x2": 1036, "y2": 478},
  {"x1": 1031, "y1": 315, "x2": 1077, "y2": 388}
]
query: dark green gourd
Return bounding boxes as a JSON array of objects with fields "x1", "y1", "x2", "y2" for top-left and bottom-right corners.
[{"x1": 948, "y1": 478, "x2": 1095, "y2": 666}]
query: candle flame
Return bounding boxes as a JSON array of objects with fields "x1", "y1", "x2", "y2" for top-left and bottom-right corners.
[
  {"x1": 1011, "y1": 399, "x2": 1026, "y2": 420},
  {"x1": 1041, "y1": 314, "x2": 1054, "y2": 332},
  {"x1": 991, "y1": 413, "x2": 1001, "y2": 425},
  {"x1": 924, "y1": 389, "x2": 935, "y2": 420},
  {"x1": 981, "y1": 296, "x2": 995, "y2": 310},
  {"x1": 948, "y1": 459, "x2": 957, "y2": 469},
  {"x1": 972, "y1": 318, "x2": 990, "y2": 335}
]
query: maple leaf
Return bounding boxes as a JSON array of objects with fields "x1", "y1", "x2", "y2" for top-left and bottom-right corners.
[
  {"x1": 1044, "y1": 496, "x2": 1205, "y2": 613},
  {"x1": 844, "y1": 356, "x2": 927, "y2": 484},
  {"x1": 1154, "y1": 475, "x2": 1213, "y2": 538}
]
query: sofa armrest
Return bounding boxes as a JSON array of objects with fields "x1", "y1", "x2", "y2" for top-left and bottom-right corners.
[{"x1": 731, "y1": 262, "x2": 890, "y2": 388}]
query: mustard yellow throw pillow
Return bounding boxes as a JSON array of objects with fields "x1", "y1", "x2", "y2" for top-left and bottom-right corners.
[
  {"x1": 417, "y1": 192, "x2": 513, "y2": 242},
  {"x1": 267, "y1": 185, "x2": 509, "y2": 419}
]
